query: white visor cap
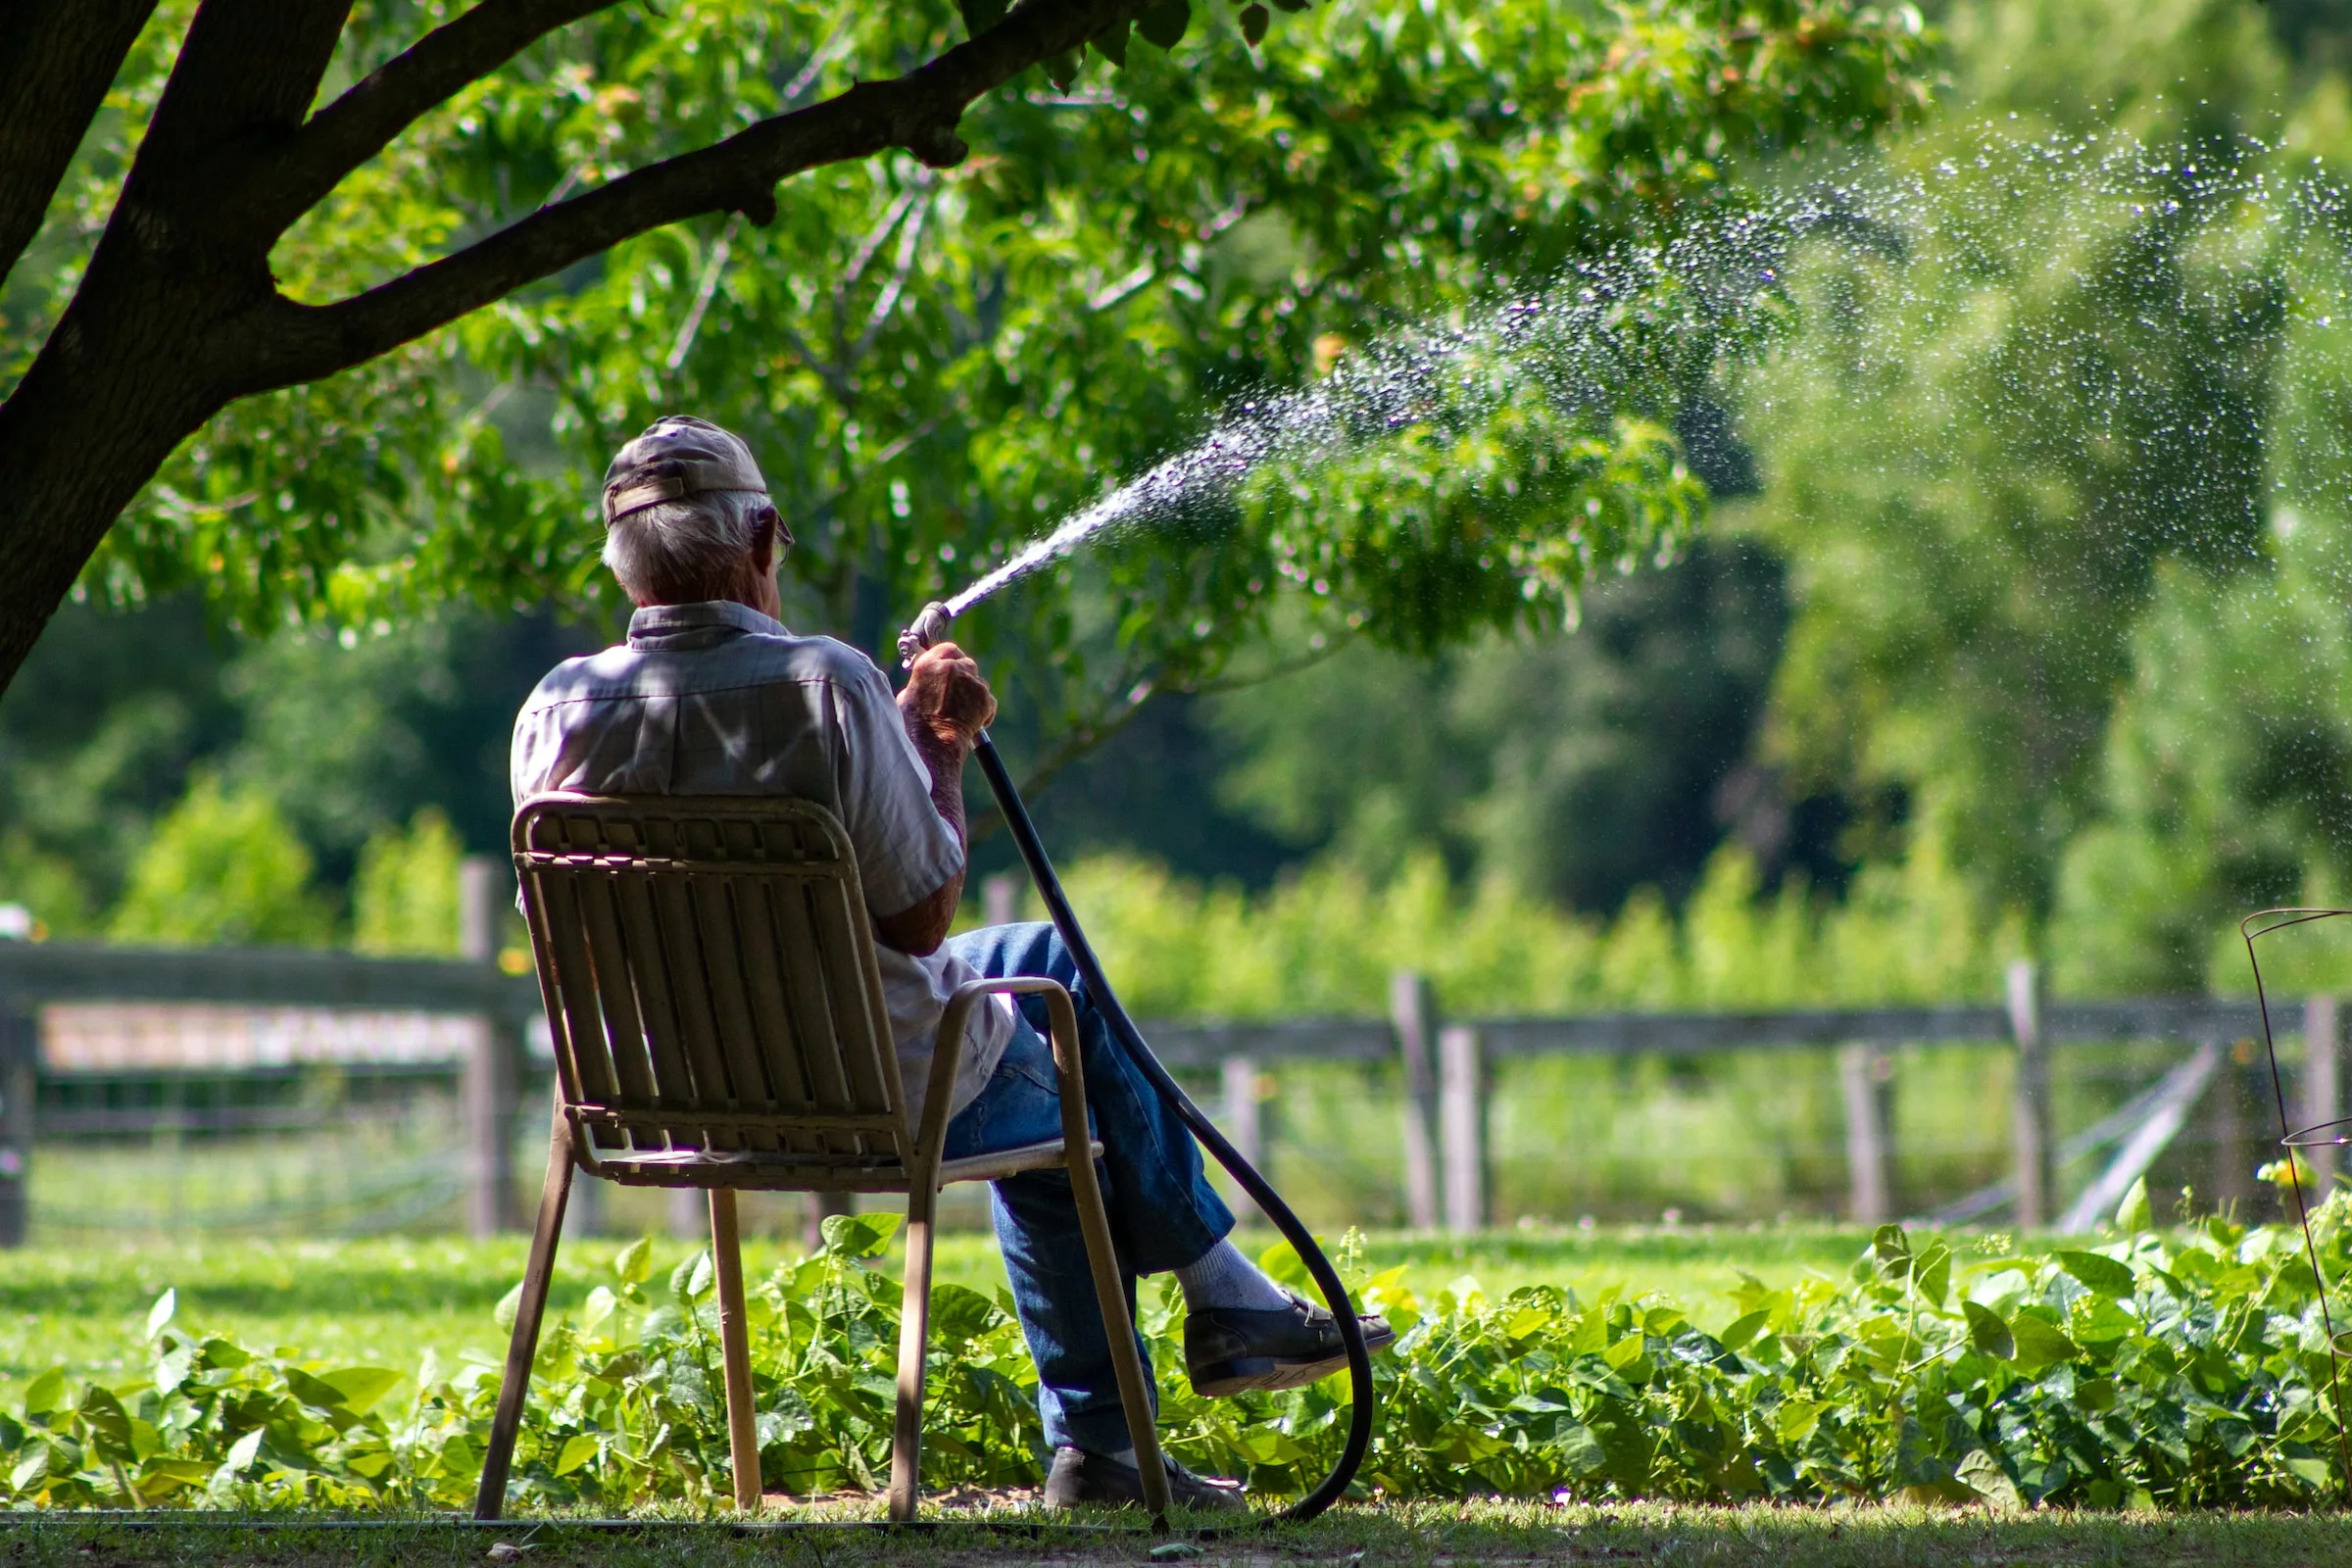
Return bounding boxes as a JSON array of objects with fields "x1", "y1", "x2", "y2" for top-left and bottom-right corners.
[{"x1": 601, "y1": 416, "x2": 780, "y2": 536}]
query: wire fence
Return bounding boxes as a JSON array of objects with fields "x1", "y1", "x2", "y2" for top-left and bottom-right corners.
[{"x1": 0, "y1": 934, "x2": 2330, "y2": 1241}]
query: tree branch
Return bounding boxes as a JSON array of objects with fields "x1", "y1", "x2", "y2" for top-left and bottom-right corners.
[
  {"x1": 264, "y1": 0, "x2": 617, "y2": 233},
  {"x1": 247, "y1": 0, "x2": 1151, "y2": 392},
  {"x1": 0, "y1": 0, "x2": 159, "y2": 290}
]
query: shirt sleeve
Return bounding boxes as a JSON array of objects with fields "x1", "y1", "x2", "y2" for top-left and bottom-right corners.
[{"x1": 825, "y1": 655, "x2": 963, "y2": 918}]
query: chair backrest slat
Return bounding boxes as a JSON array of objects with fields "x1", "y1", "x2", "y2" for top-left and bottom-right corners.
[
  {"x1": 609, "y1": 863, "x2": 724, "y2": 1148},
  {"x1": 573, "y1": 872, "x2": 661, "y2": 1114},
  {"x1": 685, "y1": 872, "x2": 797, "y2": 1155},
  {"x1": 531, "y1": 869, "x2": 621, "y2": 1112},
  {"x1": 649, "y1": 871, "x2": 758, "y2": 1149},
  {"x1": 514, "y1": 793, "x2": 908, "y2": 1185},
  {"x1": 807, "y1": 873, "x2": 898, "y2": 1121}
]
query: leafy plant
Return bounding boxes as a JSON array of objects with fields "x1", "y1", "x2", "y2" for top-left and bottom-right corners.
[{"x1": 4, "y1": 1197, "x2": 2348, "y2": 1510}]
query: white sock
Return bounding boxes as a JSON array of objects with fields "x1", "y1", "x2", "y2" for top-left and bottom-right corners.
[{"x1": 1173, "y1": 1239, "x2": 1294, "y2": 1313}]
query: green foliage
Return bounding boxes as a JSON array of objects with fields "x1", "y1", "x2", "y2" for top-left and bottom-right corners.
[
  {"x1": 5, "y1": 0, "x2": 1935, "y2": 779},
  {"x1": 1203, "y1": 540, "x2": 1790, "y2": 907},
  {"x1": 106, "y1": 778, "x2": 333, "y2": 950},
  {"x1": 2045, "y1": 238, "x2": 2352, "y2": 1000},
  {"x1": 1038, "y1": 831, "x2": 2022, "y2": 1018},
  {"x1": 352, "y1": 809, "x2": 465, "y2": 957},
  {"x1": 5, "y1": 1206, "x2": 2352, "y2": 1509},
  {"x1": 1730, "y1": 0, "x2": 2352, "y2": 931}
]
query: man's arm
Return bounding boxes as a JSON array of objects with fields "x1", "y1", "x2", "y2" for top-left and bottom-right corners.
[{"x1": 873, "y1": 641, "x2": 995, "y2": 956}]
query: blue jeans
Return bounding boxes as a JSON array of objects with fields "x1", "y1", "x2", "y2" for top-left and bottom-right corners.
[{"x1": 937, "y1": 922, "x2": 1236, "y2": 1455}]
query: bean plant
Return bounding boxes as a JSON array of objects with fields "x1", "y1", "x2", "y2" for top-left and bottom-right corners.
[{"x1": 1, "y1": 1184, "x2": 2348, "y2": 1511}]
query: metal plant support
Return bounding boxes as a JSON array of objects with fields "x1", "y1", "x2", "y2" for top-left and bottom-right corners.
[{"x1": 2239, "y1": 906, "x2": 2352, "y2": 1494}]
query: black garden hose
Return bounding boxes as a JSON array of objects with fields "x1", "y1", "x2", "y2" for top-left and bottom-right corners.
[{"x1": 969, "y1": 731, "x2": 1376, "y2": 1525}]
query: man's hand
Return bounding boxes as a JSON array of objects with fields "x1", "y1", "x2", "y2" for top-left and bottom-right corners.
[
  {"x1": 899, "y1": 641, "x2": 997, "y2": 748},
  {"x1": 876, "y1": 641, "x2": 993, "y2": 956}
]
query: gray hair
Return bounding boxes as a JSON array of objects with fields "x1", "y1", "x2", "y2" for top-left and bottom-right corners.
[{"x1": 602, "y1": 488, "x2": 770, "y2": 604}]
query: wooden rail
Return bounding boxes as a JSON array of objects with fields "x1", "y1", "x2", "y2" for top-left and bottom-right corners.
[{"x1": 0, "y1": 915, "x2": 2326, "y2": 1241}]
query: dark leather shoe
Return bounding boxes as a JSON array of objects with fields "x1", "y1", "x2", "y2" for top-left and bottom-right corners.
[
  {"x1": 1184, "y1": 1290, "x2": 1396, "y2": 1396},
  {"x1": 1043, "y1": 1445, "x2": 1248, "y2": 1512}
]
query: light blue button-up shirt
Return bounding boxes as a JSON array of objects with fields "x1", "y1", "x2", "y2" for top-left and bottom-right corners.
[{"x1": 511, "y1": 600, "x2": 1014, "y2": 1125}]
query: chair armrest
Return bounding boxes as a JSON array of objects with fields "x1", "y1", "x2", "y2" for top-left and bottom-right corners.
[{"x1": 915, "y1": 977, "x2": 1080, "y2": 1177}]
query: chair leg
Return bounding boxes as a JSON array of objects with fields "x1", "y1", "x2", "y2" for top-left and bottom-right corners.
[
  {"x1": 887, "y1": 1183, "x2": 939, "y2": 1523},
  {"x1": 1066, "y1": 1142, "x2": 1172, "y2": 1520},
  {"x1": 1039, "y1": 988, "x2": 1172, "y2": 1522},
  {"x1": 473, "y1": 1102, "x2": 575, "y2": 1520},
  {"x1": 708, "y1": 1188, "x2": 761, "y2": 1514}
]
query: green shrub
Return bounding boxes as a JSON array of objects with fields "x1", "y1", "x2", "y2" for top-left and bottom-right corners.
[
  {"x1": 4, "y1": 1194, "x2": 2350, "y2": 1511},
  {"x1": 351, "y1": 808, "x2": 464, "y2": 957},
  {"x1": 107, "y1": 777, "x2": 333, "y2": 949},
  {"x1": 1048, "y1": 837, "x2": 2027, "y2": 1020}
]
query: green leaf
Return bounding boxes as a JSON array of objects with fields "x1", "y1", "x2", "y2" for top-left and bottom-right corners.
[
  {"x1": 2115, "y1": 1175, "x2": 2153, "y2": 1233},
  {"x1": 282, "y1": 1366, "x2": 351, "y2": 1413},
  {"x1": 554, "y1": 1434, "x2": 601, "y2": 1476},
  {"x1": 318, "y1": 1366, "x2": 403, "y2": 1415},
  {"x1": 2056, "y1": 1250, "x2": 2136, "y2": 1298},
  {"x1": 76, "y1": 1386, "x2": 131, "y2": 1452},
  {"x1": 1963, "y1": 1300, "x2": 2015, "y2": 1360},
  {"x1": 681, "y1": 1249, "x2": 715, "y2": 1303},
  {"x1": 1090, "y1": 19, "x2": 1130, "y2": 67},
  {"x1": 615, "y1": 1236, "x2": 653, "y2": 1286},
  {"x1": 1717, "y1": 1308, "x2": 1770, "y2": 1351},
  {"x1": 1136, "y1": 0, "x2": 1190, "y2": 49},
  {"x1": 2285, "y1": 1455, "x2": 2333, "y2": 1489},
  {"x1": 1955, "y1": 1448, "x2": 2024, "y2": 1512},
  {"x1": 1914, "y1": 1242, "x2": 1950, "y2": 1308},
  {"x1": 20, "y1": 1369, "x2": 64, "y2": 1417},
  {"x1": 145, "y1": 1289, "x2": 176, "y2": 1342},
  {"x1": 820, "y1": 1211, "x2": 903, "y2": 1259},
  {"x1": 1557, "y1": 1420, "x2": 1608, "y2": 1476},
  {"x1": 1871, "y1": 1223, "x2": 1913, "y2": 1277},
  {"x1": 1044, "y1": 48, "x2": 1082, "y2": 89},
  {"x1": 494, "y1": 1280, "x2": 525, "y2": 1333},
  {"x1": 221, "y1": 1427, "x2": 264, "y2": 1476},
  {"x1": 929, "y1": 1284, "x2": 1005, "y2": 1350},
  {"x1": 9, "y1": 1444, "x2": 47, "y2": 1494},
  {"x1": 1239, "y1": 3, "x2": 1269, "y2": 47},
  {"x1": 2007, "y1": 1310, "x2": 2080, "y2": 1369}
]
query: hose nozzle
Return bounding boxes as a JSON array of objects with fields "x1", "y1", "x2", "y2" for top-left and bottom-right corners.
[{"x1": 897, "y1": 600, "x2": 955, "y2": 669}]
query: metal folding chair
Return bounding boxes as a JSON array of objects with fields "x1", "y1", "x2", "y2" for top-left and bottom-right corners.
[{"x1": 473, "y1": 792, "x2": 1169, "y2": 1521}]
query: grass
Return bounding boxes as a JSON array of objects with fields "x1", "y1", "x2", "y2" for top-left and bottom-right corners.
[
  {"x1": 0, "y1": 1222, "x2": 1878, "y2": 1392},
  {"x1": 0, "y1": 1501, "x2": 2345, "y2": 1565}
]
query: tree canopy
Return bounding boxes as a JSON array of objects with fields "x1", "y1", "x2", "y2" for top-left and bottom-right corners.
[{"x1": 0, "y1": 0, "x2": 1932, "y2": 781}]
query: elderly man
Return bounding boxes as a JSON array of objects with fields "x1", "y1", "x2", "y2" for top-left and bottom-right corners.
[{"x1": 513, "y1": 416, "x2": 1391, "y2": 1511}]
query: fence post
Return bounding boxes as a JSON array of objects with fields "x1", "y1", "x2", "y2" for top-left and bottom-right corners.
[
  {"x1": 2006, "y1": 959, "x2": 2051, "y2": 1231},
  {"x1": 462, "y1": 857, "x2": 524, "y2": 1236},
  {"x1": 1219, "y1": 1054, "x2": 1263, "y2": 1225},
  {"x1": 2213, "y1": 1038, "x2": 2253, "y2": 1214},
  {"x1": 1838, "y1": 1044, "x2": 1891, "y2": 1227},
  {"x1": 2308, "y1": 996, "x2": 2341, "y2": 1196},
  {"x1": 0, "y1": 1007, "x2": 30, "y2": 1248},
  {"x1": 982, "y1": 872, "x2": 1021, "y2": 929},
  {"x1": 1439, "y1": 1024, "x2": 1487, "y2": 1233},
  {"x1": 1391, "y1": 972, "x2": 1442, "y2": 1230}
]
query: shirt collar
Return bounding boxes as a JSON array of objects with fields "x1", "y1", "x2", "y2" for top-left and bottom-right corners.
[{"x1": 625, "y1": 600, "x2": 788, "y2": 649}]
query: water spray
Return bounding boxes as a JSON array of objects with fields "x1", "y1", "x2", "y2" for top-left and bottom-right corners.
[{"x1": 899, "y1": 603, "x2": 1377, "y2": 1526}]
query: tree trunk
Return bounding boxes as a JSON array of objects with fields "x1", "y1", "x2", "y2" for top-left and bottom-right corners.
[{"x1": 0, "y1": 275, "x2": 243, "y2": 690}]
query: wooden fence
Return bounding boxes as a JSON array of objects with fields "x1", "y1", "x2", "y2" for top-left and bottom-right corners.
[{"x1": 0, "y1": 863, "x2": 2331, "y2": 1241}]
